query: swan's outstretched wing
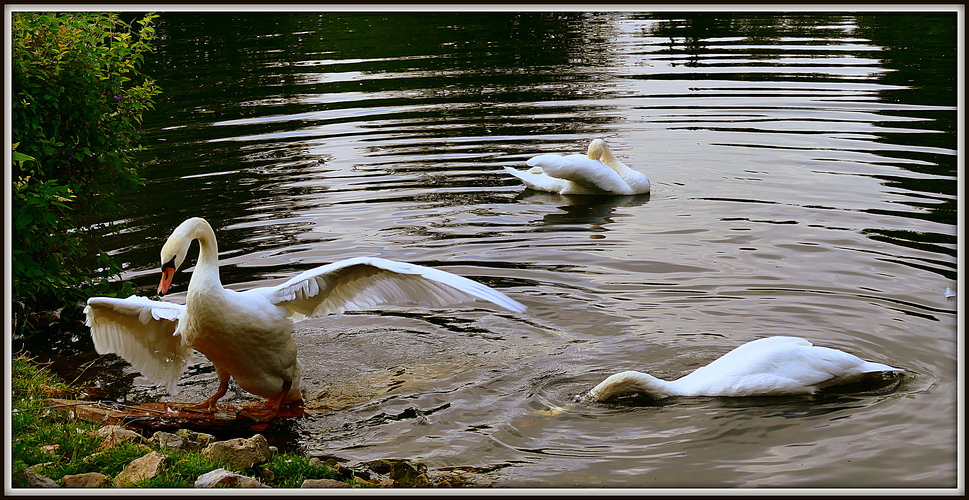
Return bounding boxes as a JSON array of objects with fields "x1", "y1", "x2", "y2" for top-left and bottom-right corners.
[
  {"x1": 526, "y1": 154, "x2": 633, "y2": 194},
  {"x1": 85, "y1": 295, "x2": 191, "y2": 394},
  {"x1": 265, "y1": 256, "x2": 526, "y2": 320}
]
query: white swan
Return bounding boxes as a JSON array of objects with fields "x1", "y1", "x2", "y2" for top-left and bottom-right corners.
[
  {"x1": 505, "y1": 139, "x2": 650, "y2": 195},
  {"x1": 85, "y1": 217, "x2": 525, "y2": 421},
  {"x1": 581, "y1": 336, "x2": 903, "y2": 402}
]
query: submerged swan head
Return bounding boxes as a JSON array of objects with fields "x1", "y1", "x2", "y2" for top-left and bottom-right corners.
[{"x1": 157, "y1": 217, "x2": 213, "y2": 295}]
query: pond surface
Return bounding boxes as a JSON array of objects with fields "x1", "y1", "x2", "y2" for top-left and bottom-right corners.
[{"x1": 74, "y1": 11, "x2": 960, "y2": 489}]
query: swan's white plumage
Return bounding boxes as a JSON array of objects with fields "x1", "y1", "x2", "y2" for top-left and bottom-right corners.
[
  {"x1": 582, "y1": 336, "x2": 903, "y2": 402},
  {"x1": 268, "y1": 256, "x2": 525, "y2": 320},
  {"x1": 506, "y1": 139, "x2": 650, "y2": 195},
  {"x1": 85, "y1": 295, "x2": 190, "y2": 395},
  {"x1": 85, "y1": 217, "x2": 525, "y2": 410}
]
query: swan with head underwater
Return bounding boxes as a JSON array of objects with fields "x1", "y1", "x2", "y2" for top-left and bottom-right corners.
[
  {"x1": 85, "y1": 217, "x2": 526, "y2": 422},
  {"x1": 505, "y1": 139, "x2": 650, "y2": 195},
  {"x1": 579, "y1": 336, "x2": 903, "y2": 403}
]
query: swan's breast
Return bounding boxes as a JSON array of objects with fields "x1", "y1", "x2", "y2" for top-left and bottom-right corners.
[
  {"x1": 184, "y1": 290, "x2": 300, "y2": 397},
  {"x1": 183, "y1": 289, "x2": 292, "y2": 348}
]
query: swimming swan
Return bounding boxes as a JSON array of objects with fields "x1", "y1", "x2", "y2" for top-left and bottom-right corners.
[
  {"x1": 85, "y1": 217, "x2": 525, "y2": 421},
  {"x1": 581, "y1": 336, "x2": 902, "y2": 402},
  {"x1": 505, "y1": 139, "x2": 650, "y2": 195}
]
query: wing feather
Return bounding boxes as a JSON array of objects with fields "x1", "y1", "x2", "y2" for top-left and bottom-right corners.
[
  {"x1": 267, "y1": 256, "x2": 525, "y2": 320},
  {"x1": 504, "y1": 166, "x2": 572, "y2": 193},
  {"x1": 84, "y1": 296, "x2": 191, "y2": 394},
  {"x1": 526, "y1": 154, "x2": 633, "y2": 194}
]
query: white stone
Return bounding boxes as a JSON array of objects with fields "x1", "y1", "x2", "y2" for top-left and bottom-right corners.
[
  {"x1": 194, "y1": 468, "x2": 268, "y2": 488},
  {"x1": 94, "y1": 425, "x2": 143, "y2": 450},
  {"x1": 201, "y1": 434, "x2": 271, "y2": 469}
]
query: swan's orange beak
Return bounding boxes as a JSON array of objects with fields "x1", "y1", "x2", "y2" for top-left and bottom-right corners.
[{"x1": 158, "y1": 265, "x2": 175, "y2": 296}]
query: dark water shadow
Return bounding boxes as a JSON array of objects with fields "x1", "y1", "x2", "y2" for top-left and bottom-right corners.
[{"x1": 513, "y1": 190, "x2": 652, "y2": 233}]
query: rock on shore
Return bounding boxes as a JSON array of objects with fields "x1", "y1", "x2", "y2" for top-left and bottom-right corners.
[{"x1": 22, "y1": 424, "x2": 492, "y2": 488}]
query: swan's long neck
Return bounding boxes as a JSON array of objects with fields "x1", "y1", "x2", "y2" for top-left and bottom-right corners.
[
  {"x1": 181, "y1": 218, "x2": 222, "y2": 295},
  {"x1": 589, "y1": 140, "x2": 633, "y2": 176},
  {"x1": 599, "y1": 147, "x2": 641, "y2": 182},
  {"x1": 590, "y1": 140, "x2": 650, "y2": 193},
  {"x1": 585, "y1": 370, "x2": 682, "y2": 401},
  {"x1": 598, "y1": 148, "x2": 624, "y2": 172}
]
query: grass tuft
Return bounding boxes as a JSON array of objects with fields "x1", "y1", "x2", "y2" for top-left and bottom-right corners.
[{"x1": 262, "y1": 455, "x2": 342, "y2": 488}]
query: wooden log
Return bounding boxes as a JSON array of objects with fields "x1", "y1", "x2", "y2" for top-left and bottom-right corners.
[{"x1": 45, "y1": 399, "x2": 307, "y2": 433}]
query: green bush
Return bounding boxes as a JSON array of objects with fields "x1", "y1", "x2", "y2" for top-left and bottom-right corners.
[{"x1": 11, "y1": 12, "x2": 159, "y2": 315}]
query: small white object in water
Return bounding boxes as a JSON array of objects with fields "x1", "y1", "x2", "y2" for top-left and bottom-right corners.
[{"x1": 944, "y1": 288, "x2": 956, "y2": 301}]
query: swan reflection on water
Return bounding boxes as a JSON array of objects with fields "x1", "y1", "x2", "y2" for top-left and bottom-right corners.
[{"x1": 513, "y1": 190, "x2": 651, "y2": 234}]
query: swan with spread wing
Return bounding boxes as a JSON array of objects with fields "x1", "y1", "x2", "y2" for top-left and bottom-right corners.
[{"x1": 85, "y1": 217, "x2": 525, "y2": 421}]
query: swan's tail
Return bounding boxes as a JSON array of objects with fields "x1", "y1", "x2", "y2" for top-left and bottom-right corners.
[
  {"x1": 860, "y1": 360, "x2": 904, "y2": 374},
  {"x1": 504, "y1": 166, "x2": 564, "y2": 193},
  {"x1": 505, "y1": 165, "x2": 544, "y2": 179}
]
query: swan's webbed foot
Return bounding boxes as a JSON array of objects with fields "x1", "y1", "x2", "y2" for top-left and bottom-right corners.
[
  {"x1": 238, "y1": 379, "x2": 296, "y2": 423},
  {"x1": 166, "y1": 380, "x2": 228, "y2": 414},
  {"x1": 239, "y1": 404, "x2": 279, "y2": 423}
]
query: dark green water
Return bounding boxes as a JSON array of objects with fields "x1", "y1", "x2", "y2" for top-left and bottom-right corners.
[{"x1": 75, "y1": 11, "x2": 959, "y2": 488}]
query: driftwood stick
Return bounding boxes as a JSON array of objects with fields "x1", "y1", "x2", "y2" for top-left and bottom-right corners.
[
  {"x1": 24, "y1": 400, "x2": 103, "y2": 412},
  {"x1": 99, "y1": 401, "x2": 170, "y2": 415}
]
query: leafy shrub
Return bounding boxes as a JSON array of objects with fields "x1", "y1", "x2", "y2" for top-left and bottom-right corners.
[{"x1": 11, "y1": 12, "x2": 159, "y2": 315}]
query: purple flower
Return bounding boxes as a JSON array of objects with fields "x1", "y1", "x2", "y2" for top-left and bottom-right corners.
[{"x1": 113, "y1": 94, "x2": 125, "y2": 100}]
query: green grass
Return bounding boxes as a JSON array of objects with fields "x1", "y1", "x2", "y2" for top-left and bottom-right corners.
[
  {"x1": 12, "y1": 354, "x2": 103, "y2": 487},
  {"x1": 263, "y1": 454, "x2": 343, "y2": 488},
  {"x1": 11, "y1": 354, "x2": 371, "y2": 488}
]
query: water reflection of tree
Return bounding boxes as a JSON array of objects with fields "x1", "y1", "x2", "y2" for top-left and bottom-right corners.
[
  {"x1": 146, "y1": 12, "x2": 628, "y2": 157},
  {"x1": 640, "y1": 13, "x2": 852, "y2": 67},
  {"x1": 853, "y1": 13, "x2": 957, "y2": 109},
  {"x1": 630, "y1": 12, "x2": 957, "y2": 279},
  {"x1": 316, "y1": 12, "x2": 627, "y2": 150},
  {"x1": 148, "y1": 12, "x2": 621, "y2": 107},
  {"x1": 851, "y1": 13, "x2": 956, "y2": 179},
  {"x1": 852, "y1": 13, "x2": 957, "y2": 274}
]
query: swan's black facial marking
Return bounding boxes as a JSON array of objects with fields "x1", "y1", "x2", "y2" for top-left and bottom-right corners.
[{"x1": 158, "y1": 256, "x2": 178, "y2": 295}]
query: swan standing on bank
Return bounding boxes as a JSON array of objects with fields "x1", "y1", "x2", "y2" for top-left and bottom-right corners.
[
  {"x1": 505, "y1": 139, "x2": 650, "y2": 195},
  {"x1": 85, "y1": 217, "x2": 525, "y2": 421},
  {"x1": 581, "y1": 336, "x2": 903, "y2": 402}
]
